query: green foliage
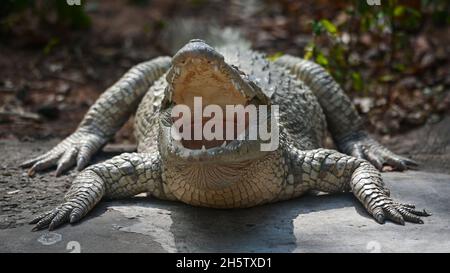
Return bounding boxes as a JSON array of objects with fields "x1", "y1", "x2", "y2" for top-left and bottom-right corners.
[
  {"x1": 351, "y1": 72, "x2": 364, "y2": 92},
  {"x1": 320, "y1": 19, "x2": 338, "y2": 35},
  {"x1": 304, "y1": 0, "x2": 447, "y2": 94},
  {"x1": 0, "y1": 0, "x2": 91, "y2": 31},
  {"x1": 43, "y1": 37, "x2": 60, "y2": 55},
  {"x1": 267, "y1": 51, "x2": 284, "y2": 62}
]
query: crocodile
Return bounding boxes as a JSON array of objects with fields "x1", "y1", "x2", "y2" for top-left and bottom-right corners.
[{"x1": 21, "y1": 39, "x2": 430, "y2": 231}]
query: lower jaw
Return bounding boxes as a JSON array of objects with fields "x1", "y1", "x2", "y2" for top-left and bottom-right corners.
[
  {"x1": 175, "y1": 122, "x2": 247, "y2": 150},
  {"x1": 181, "y1": 139, "x2": 231, "y2": 150},
  {"x1": 164, "y1": 140, "x2": 269, "y2": 165}
]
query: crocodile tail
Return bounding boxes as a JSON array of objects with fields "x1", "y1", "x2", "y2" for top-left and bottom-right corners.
[{"x1": 161, "y1": 18, "x2": 250, "y2": 54}]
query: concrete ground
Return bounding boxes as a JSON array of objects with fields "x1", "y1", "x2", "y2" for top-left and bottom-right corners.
[{"x1": 0, "y1": 140, "x2": 449, "y2": 252}]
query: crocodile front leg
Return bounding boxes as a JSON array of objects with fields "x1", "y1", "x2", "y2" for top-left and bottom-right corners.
[
  {"x1": 21, "y1": 56, "x2": 171, "y2": 176},
  {"x1": 275, "y1": 55, "x2": 417, "y2": 171},
  {"x1": 285, "y1": 148, "x2": 429, "y2": 224},
  {"x1": 30, "y1": 153, "x2": 163, "y2": 231}
]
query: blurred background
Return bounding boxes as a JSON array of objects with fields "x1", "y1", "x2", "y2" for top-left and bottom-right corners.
[{"x1": 0, "y1": 0, "x2": 449, "y2": 145}]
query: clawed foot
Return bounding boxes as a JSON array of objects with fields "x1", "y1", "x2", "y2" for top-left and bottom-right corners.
[
  {"x1": 30, "y1": 200, "x2": 88, "y2": 231},
  {"x1": 339, "y1": 132, "x2": 418, "y2": 171},
  {"x1": 30, "y1": 169, "x2": 105, "y2": 231},
  {"x1": 352, "y1": 160, "x2": 430, "y2": 225},
  {"x1": 20, "y1": 130, "x2": 107, "y2": 176},
  {"x1": 361, "y1": 184, "x2": 430, "y2": 225},
  {"x1": 372, "y1": 201, "x2": 431, "y2": 225}
]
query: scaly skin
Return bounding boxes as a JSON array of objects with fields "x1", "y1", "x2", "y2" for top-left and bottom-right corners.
[
  {"x1": 23, "y1": 40, "x2": 429, "y2": 231},
  {"x1": 275, "y1": 55, "x2": 418, "y2": 171},
  {"x1": 30, "y1": 153, "x2": 164, "y2": 230},
  {"x1": 21, "y1": 57, "x2": 171, "y2": 175}
]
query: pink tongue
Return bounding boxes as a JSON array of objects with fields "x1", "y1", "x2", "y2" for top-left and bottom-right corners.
[{"x1": 175, "y1": 119, "x2": 246, "y2": 150}]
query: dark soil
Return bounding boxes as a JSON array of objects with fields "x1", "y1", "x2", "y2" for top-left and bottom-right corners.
[
  {"x1": 0, "y1": 140, "x2": 135, "y2": 229},
  {"x1": 0, "y1": 0, "x2": 449, "y2": 142}
]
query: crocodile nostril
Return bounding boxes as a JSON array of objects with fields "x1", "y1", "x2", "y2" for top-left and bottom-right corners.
[{"x1": 189, "y1": 39, "x2": 205, "y2": 43}]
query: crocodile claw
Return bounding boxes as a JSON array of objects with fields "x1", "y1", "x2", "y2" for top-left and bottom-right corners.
[
  {"x1": 340, "y1": 133, "x2": 418, "y2": 171},
  {"x1": 30, "y1": 200, "x2": 90, "y2": 231}
]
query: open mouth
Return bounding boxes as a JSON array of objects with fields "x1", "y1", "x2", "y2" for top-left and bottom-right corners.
[
  {"x1": 172, "y1": 117, "x2": 249, "y2": 150},
  {"x1": 166, "y1": 43, "x2": 255, "y2": 151}
]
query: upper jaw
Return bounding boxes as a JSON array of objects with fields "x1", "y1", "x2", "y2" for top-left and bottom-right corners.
[
  {"x1": 158, "y1": 39, "x2": 271, "y2": 161},
  {"x1": 165, "y1": 39, "x2": 269, "y2": 105}
]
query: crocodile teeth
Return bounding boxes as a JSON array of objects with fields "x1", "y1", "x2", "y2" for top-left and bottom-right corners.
[
  {"x1": 201, "y1": 145, "x2": 207, "y2": 152},
  {"x1": 174, "y1": 139, "x2": 182, "y2": 148},
  {"x1": 231, "y1": 80, "x2": 241, "y2": 90},
  {"x1": 221, "y1": 141, "x2": 227, "y2": 148},
  {"x1": 174, "y1": 67, "x2": 181, "y2": 76}
]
